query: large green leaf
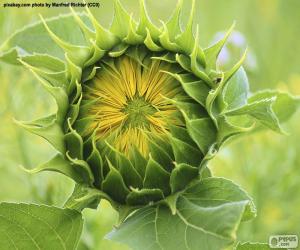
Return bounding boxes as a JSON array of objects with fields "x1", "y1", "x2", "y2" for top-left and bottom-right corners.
[
  {"x1": 235, "y1": 242, "x2": 283, "y2": 250},
  {"x1": 0, "y1": 13, "x2": 90, "y2": 64},
  {"x1": 248, "y1": 90, "x2": 300, "y2": 123},
  {"x1": 108, "y1": 177, "x2": 255, "y2": 250},
  {"x1": 0, "y1": 203, "x2": 83, "y2": 250}
]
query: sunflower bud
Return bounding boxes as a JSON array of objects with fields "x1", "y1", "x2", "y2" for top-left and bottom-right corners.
[{"x1": 5, "y1": 0, "x2": 298, "y2": 218}]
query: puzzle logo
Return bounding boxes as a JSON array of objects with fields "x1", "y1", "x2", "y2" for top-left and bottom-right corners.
[{"x1": 269, "y1": 235, "x2": 298, "y2": 248}]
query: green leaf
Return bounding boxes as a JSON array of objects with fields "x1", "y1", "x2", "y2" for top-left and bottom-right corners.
[
  {"x1": 14, "y1": 115, "x2": 66, "y2": 153},
  {"x1": 0, "y1": 13, "x2": 90, "y2": 64},
  {"x1": 225, "y1": 97, "x2": 283, "y2": 133},
  {"x1": 64, "y1": 184, "x2": 110, "y2": 211},
  {"x1": 184, "y1": 177, "x2": 256, "y2": 221},
  {"x1": 0, "y1": 203, "x2": 83, "y2": 250},
  {"x1": 222, "y1": 67, "x2": 249, "y2": 111},
  {"x1": 248, "y1": 90, "x2": 300, "y2": 123},
  {"x1": 108, "y1": 177, "x2": 255, "y2": 250},
  {"x1": 235, "y1": 242, "x2": 281, "y2": 250},
  {"x1": 22, "y1": 154, "x2": 89, "y2": 184},
  {"x1": 217, "y1": 115, "x2": 254, "y2": 146}
]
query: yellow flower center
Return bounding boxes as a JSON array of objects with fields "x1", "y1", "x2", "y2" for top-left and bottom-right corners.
[{"x1": 84, "y1": 55, "x2": 182, "y2": 156}]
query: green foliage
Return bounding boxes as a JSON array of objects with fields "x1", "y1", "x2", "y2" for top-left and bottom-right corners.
[
  {"x1": 108, "y1": 178, "x2": 255, "y2": 250},
  {"x1": 0, "y1": 1, "x2": 299, "y2": 250},
  {"x1": 0, "y1": 203, "x2": 83, "y2": 250},
  {"x1": 235, "y1": 242, "x2": 283, "y2": 250}
]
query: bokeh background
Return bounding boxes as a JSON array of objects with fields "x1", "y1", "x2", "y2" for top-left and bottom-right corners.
[{"x1": 0, "y1": 0, "x2": 299, "y2": 249}]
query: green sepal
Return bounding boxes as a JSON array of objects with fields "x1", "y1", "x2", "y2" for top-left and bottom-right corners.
[
  {"x1": 169, "y1": 125, "x2": 198, "y2": 148},
  {"x1": 153, "y1": 135, "x2": 175, "y2": 160},
  {"x1": 129, "y1": 146, "x2": 148, "y2": 178},
  {"x1": 70, "y1": 8, "x2": 95, "y2": 45},
  {"x1": 66, "y1": 151, "x2": 95, "y2": 185},
  {"x1": 185, "y1": 116, "x2": 217, "y2": 154},
  {"x1": 70, "y1": 80, "x2": 83, "y2": 105},
  {"x1": 204, "y1": 22, "x2": 235, "y2": 71},
  {"x1": 175, "y1": 53, "x2": 192, "y2": 72},
  {"x1": 170, "y1": 136, "x2": 203, "y2": 167},
  {"x1": 111, "y1": 0, "x2": 133, "y2": 39},
  {"x1": 14, "y1": 116, "x2": 65, "y2": 154},
  {"x1": 86, "y1": 137, "x2": 104, "y2": 188},
  {"x1": 64, "y1": 184, "x2": 109, "y2": 211},
  {"x1": 151, "y1": 52, "x2": 177, "y2": 64},
  {"x1": 108, "y1": 43, "x2": 129, "y2": 57},
  {"x1": 143, "y1": 156, "x2": 171, "y2": 195},
  {"x1": 206, "y1": 72, "x2": 225, "y2": 125},
  {"x1": 65, "y1": 119, "x2": 84, "y2": 159},
  {"x1": 170, "y1": 163, "x2": 198, "y2": 193},
  {"x1": 20, "y1": 60, "x2": 69, "y2": 124},
  {"x1": 137, "y1": 0, "x2": 161, "y2": 41},
  {"x1": 125, "y1": 45, "x2": 148, "y2": 67},
  {"x1": 102, "y1": 159, "x2": 130, "y2": 204},
  {"x1": 144, "y1": 28, "x2": 163, "y2": 52},
  {"x1": 159, "y1": 21, "x2": 181, "y2": 52},
  {"x1": 85, "y1": 6, "x2": 119, "y2": 50},
  {"x1": 225, "y1": 97, "x2": 284, "y2": 133},
  {"x1": 19, "y1": 54, "x2": 67, "y2": 87},
  {"x1": 73, "y1": 116, "x2": 95, "y2": 136},
  {"x1": 105, "y1": 143, "x2": 143, "y2": 189},
  {"x1": 190, "y1": 25, "x2": 209, "y2": 81},
  {"x1": 84, "y1": 41, "x2": 106, "y2": 67},
  {"x1": 172, "y1": 73, "x2": 210, "y2": 107},
  {"x1": 123, "y1": 14, "x2": 144, "y2": 45},
  {"x1": 21, "y1": 154, "x2": 86, "y2": 184},
  {"x1": 174, "y1": 0, "x2": 195, "y2": 54},
  {"x1": 82, "y1": 65, "x2": 99, "y2": 82},
  {"x1": 175, "y1": 100, "x2": 208, "y2": 120},
  {"x1": 164, "y1": 0, "x2": 183, "y2": 40},
  {"x1": 148, "y1": 139, "x2": 174, "y2": 172},
  {"x1": 64, "y1": 95, "x2": 82, "y2": 131},
  {"x1": 222, "y1": 67, "x2": 249, "y2": 111},
  {"x1": 65, "y1": 53, "x2": 82, "y2": 95},
  {"x1": 40, "y1": 15, "x2": 91, "y2": 67},
  {"x1": 126, "y1": 188, "x2": 164, "y2": 206},
  {"x1": 223, "y1": 48, "x2": 248, "y2": 83}
]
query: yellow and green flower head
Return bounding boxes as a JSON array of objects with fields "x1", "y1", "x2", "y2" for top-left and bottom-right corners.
[{"x1": 4, "y1": 0, "x2": 297, "y2": 212}]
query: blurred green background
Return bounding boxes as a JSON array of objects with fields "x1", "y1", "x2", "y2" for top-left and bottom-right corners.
[{"x1": 0, "y1": 0, "x2": 299, "y2": 249}]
